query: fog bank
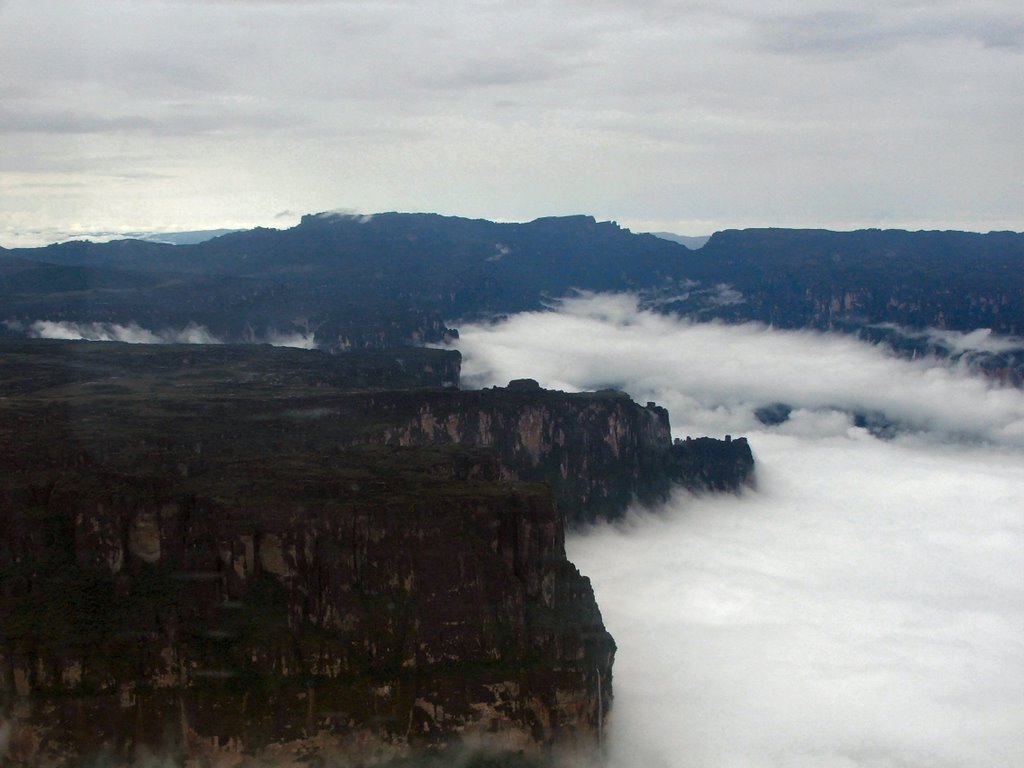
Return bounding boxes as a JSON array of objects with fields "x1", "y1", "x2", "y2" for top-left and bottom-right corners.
[{"x1": 455, "y1": 294, "x2": 1024, "y2": 767}]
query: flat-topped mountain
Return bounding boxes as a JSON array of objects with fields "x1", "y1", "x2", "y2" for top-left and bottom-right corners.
[
  {"x1": 4, "y1": 214, "x2": 1022, "y2": 380},
  {"x1": 0, "y1": 339, "x2": 751, "y2": 765}
]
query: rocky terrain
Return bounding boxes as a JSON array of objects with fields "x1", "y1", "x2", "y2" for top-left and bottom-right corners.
[{"x1": 0, "y1": 340, "x2": 752, "y2": 766}]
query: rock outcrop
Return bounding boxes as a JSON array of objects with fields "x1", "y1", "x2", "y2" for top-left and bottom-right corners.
[{"x1": 370, "y1": 386, "x2": 753, "y2": 526}]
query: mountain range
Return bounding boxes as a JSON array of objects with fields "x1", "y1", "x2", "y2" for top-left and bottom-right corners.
[{"x1": 4, "y1": 213, "x2": 1021, "y2": 363}]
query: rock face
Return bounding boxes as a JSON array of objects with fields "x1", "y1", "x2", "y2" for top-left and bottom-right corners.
[
  {"x1": 371, "y1": 386, "x2": 753, "y2": 526},
  {"x1": 692, "y1": 228, "x2": 1024, "y2": 336},
  {"x1": 1, "y1": 452, "x2": 610, "y2": 766},
  {"x1": 0, "y1": 340, "x2": 752, "y2": 765}
]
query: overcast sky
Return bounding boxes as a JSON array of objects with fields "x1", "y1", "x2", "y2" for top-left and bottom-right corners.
[{"x1": 1, "y1": 0, "x2": 1022, "y2": 246}]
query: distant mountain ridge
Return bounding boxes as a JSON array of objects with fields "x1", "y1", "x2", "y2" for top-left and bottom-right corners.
[
  {"x1": 649, "y1": 231, "x2": 710, "y2": 249},
  {"x1": 3, "y1": 212, "x2": 1023, "y2": 379},
  {"x1": 136, "y1": 228, "x2": 240, "y2": 245}
]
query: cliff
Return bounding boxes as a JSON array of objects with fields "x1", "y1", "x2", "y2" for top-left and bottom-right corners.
[
  {"x1": 0, "y1": 340, "x2": 756, "y2": 766},
  {"x1": 366, "y1": 384, "x2": 752, "y2": 526},
  {"x1": 693, "y1": 228, "x2": 1024, "y2": 336},
  {"x1": 672, "y1": 228, "x2": 1024, "y2": 383},
  {"x1": 0, "y1": 340, "x2": 623, "y2": 766},
  {"x1": 1, "y1": 449, "x2": 611, "y2": 766}
]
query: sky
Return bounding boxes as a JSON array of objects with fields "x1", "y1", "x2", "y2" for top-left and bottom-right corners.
[
  {"x1": 455, "y1": 294, "x2": 1024, "y2": 767},
  {"x1": 1, "y1": 0, "x2": 1022, "y2": 247}
]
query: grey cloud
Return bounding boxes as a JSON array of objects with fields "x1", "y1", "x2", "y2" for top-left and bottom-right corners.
[
  {"x1": 0, "y1": 109, "x2": 157, "y2": 135},
  {"x1": 0, "y1": 104, "x2": 302, "y2": 137},
  {"x1": 977, "y1": 18, "x2": 1024, "y2": 49},
  {"x1": 0, "y1": 0, "x2": 1021, "y2": 238},
  {"x1": 755, "y1": 10, "x2": 897, "y2": 56},
  {"x1": 412, "y1": 56, "x2": 570, "y2": 91},
  {"x1": 914, "y1": 10, "x2": 1024, "y2": 51},
  {"x1": 754, "y1": 7, "x2": 1024, "y2": 57}
]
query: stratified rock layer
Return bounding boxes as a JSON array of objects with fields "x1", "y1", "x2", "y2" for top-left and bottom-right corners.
[
  {"x1": 371, "y1": 386, "x2": 752, "y2": 526},
  {"x1": 1, "y1": 452, "x2": 610, "y2": 766}
]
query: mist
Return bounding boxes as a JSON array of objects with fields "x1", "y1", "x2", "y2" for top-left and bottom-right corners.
[
  {"x1": 454, "y1": 293, "x2": 1024, "y2": 767},
  {"x1": 20, "y1": 319, "x2": 318, "y2": 349}
]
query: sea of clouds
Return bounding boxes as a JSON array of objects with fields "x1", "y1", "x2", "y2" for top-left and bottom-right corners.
[{"x1": 455, "y1": 293, "x2": 1024, "y2": 768}]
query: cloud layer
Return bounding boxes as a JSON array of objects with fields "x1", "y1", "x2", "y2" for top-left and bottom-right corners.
[
  {"x1": 455, "y1": 293, "x2": 1024, "y2": 767},
  {"x1": 1, "y1": 0, "x2": 1021, "y2": 245},
  {"x1": 458, "y1": 293, "x2": 1024, "y2": 446}
]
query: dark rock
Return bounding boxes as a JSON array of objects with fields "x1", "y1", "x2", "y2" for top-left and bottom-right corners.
[
  {"x1": 666, "y1": 437, "x2": 755, "y2": 493},
  {"x1": 0, "y1": 339, "x2": 752, "y2": 765},
  {"x1": 0, "y1": 342, "x2": 606, "y2": 765},
  {"x1": 507, "y1": 378, "x2": 541, "y2": 391},
  {"x1": 754, "y1": 403, "x2": 793, "y2": 426},
  {"x1": 372, "y1": 388, "x2": 749, "y2": 526}
]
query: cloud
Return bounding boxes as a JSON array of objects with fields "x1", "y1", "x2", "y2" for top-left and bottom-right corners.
[
  {"x1": 752, "y1": 6, "x2": 1024, "y2": 58},
  {"x1": 411, "y1": 54, "x2": 572, "y2": 91},
  {"x1": 453, "y1": 292, "x2": 1024, "y2": 767},
  {"x1": 1, "y1": 0, "x2": 1022, "y2": 243},
  {"x1": 570, "y1": 436, "x2": 1024, "y2": 768},
  {"x1": 28, "y1": 320, "x2": 221, "y2": 345},
  {"x1": 262, "y1": 330, "x2": 318, "y2": 349},
  {"x1": 0, "y1": 103, "x2": 301, "y2": 138},
  {"x1": 754, "y1": 10, "x2": 897, "y2": 56},
  {"x1": 24, "y1": 319, "x2": 318, "y2": 349},
  {"x1": 871, "y1": 322, "x2": 1024, "y2": 357},
  {"x1": 456, "y1": 293, "x2": 1024, "y2": 446},
  {"x1": 0, "y1": 108, "x2": 157, "y2": 136}
]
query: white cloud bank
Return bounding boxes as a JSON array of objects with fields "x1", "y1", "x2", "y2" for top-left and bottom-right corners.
[
  {"x1": 454, "y1": 293, "x2": 1024, "y2": 768},
  {"x1": 458, "y1": 293, "x2": 1024, "y2": 446}
]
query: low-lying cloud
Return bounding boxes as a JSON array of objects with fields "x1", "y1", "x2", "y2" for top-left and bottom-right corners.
[
  {"x1": 454, "y1": 292, "x2": 1024, "y2": 767},
  {"x1": 872, "y1": 321, "x2": 1024, "y2": 357},
  {"x1": 18, "y1": 319, "x2": 318, "y2": 349},
  {"x1": 459, "y1": 293, "x2": 1024, "y2": 446},
  {"x1": 27, "y1": 319, "x2": 221, "y2": 345}
]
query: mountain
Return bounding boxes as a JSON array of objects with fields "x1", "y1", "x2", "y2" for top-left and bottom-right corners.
[
  {"x1": 0, "y1": 338, "x2": 750, "y2": 765},
  {"x1": 4, "y1": 213, "x2": 1023, "y2": 379}
]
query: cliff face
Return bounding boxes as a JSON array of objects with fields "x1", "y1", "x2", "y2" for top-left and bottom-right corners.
[
  {"x1": 0, "y1": 342, "x2": 620, "y2": 766},
  {"x1": 367, "y1": 384, "x2": 752, "y2": 526},
  {"x1": 668, "y1": 436, "x2": 755, "y2": 493},
  {"x1": 1, "y1": 451, "x2": 611, "y2": 766},
  {"x1": 0, "y1": 340, "x2": 752, "y2": 765}
]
